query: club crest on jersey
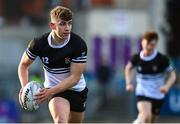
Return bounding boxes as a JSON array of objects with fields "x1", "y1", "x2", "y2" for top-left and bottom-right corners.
[
  {"x1": 65, "y1": 57, "x2": 71, "y2": 64},
  {"x1": 138, "y1": 66, "x2": 142, "y2": 71},
  {"x1": 81, "y1": 52, "x2": 86, "y2": 56},
  {"x1": 152, "y1": 65, "x2": 157, "y2": 72}
]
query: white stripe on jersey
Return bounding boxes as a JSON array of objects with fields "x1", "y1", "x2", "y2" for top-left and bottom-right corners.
[
  {"x1": 43, "y1": 68, "x2": 86, "y2": 91},
  {"x1": 165, "y1": 65, "x2": 174, "y2": 73},
  {"x1": 72, "y1": 59, "x2": 87, "y2": 62},
  {"x1": 136, "y1": 73, "x2": 164, "y2": 80},
  {"x1": 44, "y1": 66, "x2": 70, "y2": 71},
  {"x1": 72, "y1": 55, "x2": 87, "y2": 62},
  {"x1": 136, "y1": 73, "x2": 165, "y2": 99},
  {"x1": 76, "y1": 56, "x2": 87, "y2": 59},
  {"x1": 136, "y1": 81, "x2": 165, "y2": 99},
  {"x1": 26, "y1": 49, "x2": 37, "y2": 60}
]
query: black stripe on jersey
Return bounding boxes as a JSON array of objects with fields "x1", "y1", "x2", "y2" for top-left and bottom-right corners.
[
  {"x1": 45, "y1": 69, "x2": 70, "y2": 74},
  {"x1": 137, "y1": 73, "x2": 164, "y2": 80},
  {"x1": 71, "y1": 59, "x2": 87, "y2": 63},
  {"x1": 43, "y1": 65, "x2": 70, "y2": 71},
  {"x1": 26, "y1": 49, "x2": 37, "y2": 60},
  {"x1": 43, "y1": 65, "x2": 70, "y2": 74}
]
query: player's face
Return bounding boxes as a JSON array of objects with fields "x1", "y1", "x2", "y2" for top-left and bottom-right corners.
[
  {"x1": 141, "y1": 39, "x2": 157, "y2": 54},
  {"x1": 52, "y1": 19, "x2": 72, "y2": 39}
]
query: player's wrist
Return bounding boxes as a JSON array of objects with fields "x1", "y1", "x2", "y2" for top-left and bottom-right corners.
[
  {"x1": 126, "y1": 82, "x2": 132, "y2": 85},
  {"x1": 48, "y1": 88, "x2": 56, "y2": 96},
  {"x1": 164, "y1": 83, "x2": 171, "y2": 90}
]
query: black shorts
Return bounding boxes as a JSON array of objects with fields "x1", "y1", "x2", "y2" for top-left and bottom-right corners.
[
  {"x1": 50, "y1": 87, "x2": 88, "y2": 112},
  {"x1": 137, "y1": 96, "x2": 164, "y2": 115}
]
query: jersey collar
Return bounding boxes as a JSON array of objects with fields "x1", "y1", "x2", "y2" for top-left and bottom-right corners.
[
  {"x1": 48, "y1": 32, "x2": 70, "y2": 48},
  {"x1": 140, "y1": 49, "x2": 158, "y2": 61}
]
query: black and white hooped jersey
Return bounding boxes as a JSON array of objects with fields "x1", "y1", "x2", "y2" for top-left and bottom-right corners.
[
  {"x1": 26, "y1": 32, "x2": 87, "y2": 91},
  {"x1": 129, "y1": 50, "x2": 174, "y2": 99}
]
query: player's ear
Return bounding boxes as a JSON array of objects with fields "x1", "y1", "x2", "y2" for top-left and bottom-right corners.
[{"x1": 49, "y1": 22, "x2": 55, "y2": 29}]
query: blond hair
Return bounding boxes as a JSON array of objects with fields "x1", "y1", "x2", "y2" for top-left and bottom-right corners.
[{"x1": 50, "y1": 6, "x2": 73, "y2": 23}]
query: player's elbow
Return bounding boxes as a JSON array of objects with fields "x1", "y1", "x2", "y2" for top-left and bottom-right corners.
[
  {"x1": 18, "y1": 61, "x2": 29, "y2": 70},
  {"x1": 125, "y1": 66, "x2": 132, "y2": 75}
]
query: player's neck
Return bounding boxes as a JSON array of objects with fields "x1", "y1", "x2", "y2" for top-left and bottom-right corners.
[
  {"x1": 143, "y1": 50, "x2": 153, "y2": 56},
  {"x1": 51, "y1": 32, "x2": 65, "y2": 45}
]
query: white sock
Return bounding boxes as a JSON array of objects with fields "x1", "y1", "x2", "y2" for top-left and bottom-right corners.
[{"x1": 133, "y1": 116, "x2": 141, "y2": 124}]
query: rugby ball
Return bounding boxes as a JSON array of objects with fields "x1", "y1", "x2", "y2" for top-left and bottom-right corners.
[{"x1": 21, "y1": 81, "x2": 43, "y2": 111}]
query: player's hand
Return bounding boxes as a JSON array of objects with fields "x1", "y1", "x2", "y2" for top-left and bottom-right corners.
[
  {"x1": 126, "y1": 83, "x2": 134, "y2": 92},
  {"x1": 35, "y1": 88, "x2": 52, "y2": 104},
  {"x1": 18, "y1": 88, "x2": 23, "y2": 108},
  {"x1": 160, "y1": 85, "x2": 169, "y2": 94}
]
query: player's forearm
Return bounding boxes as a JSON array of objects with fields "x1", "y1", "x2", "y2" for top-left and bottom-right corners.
[
  {"x1": 165, "y1": 70, "x2": 176, "y2": 89},
  {"x1": 125, "y1": 67, "x2": 133, "y2": 85},
  {"x1": 50, "y1": 74, "x2": 80, "y2": 95},
  {"x1": 18, "y1": 63, "x2": 29, "y2": 88},
  {"x1": 125, "y1": 72, "x2": 132, "y2": 84}
]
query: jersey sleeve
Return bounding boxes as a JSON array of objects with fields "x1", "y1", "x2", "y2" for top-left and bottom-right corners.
[
  {"x1": 163, "y1": 56, "x2": 174, "y2": 73},
  {"x1": 129, "y1": 54, "x2": 138, "y2": 67},
  {"x1": 25, "y1": 39, "x2": 39, "y2": 60},
  {"x1": 71, "y1": 40, "x2": 87, "y2": 63}
]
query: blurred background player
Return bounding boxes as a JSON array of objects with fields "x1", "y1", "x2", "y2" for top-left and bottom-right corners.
[
  {"x1": 125, "y1": 31, "x2": 176, "y2": 123},
  {"x1": 0, "y1": 0, "x2": 180, "y2": 123},
  {"x1": 96, "y1": 57, "x2": 112, "y2": 107},
  {"x1": 18, "y1": 6, "x2": 88, "y2": 123}
]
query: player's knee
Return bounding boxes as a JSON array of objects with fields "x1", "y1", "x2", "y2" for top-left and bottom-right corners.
[
  {"x1": 54, "y1": 116, "x2": 68, "y2": 123},
  {"x1": 140, "y1": 113, "x2": 152, "y2": 123}
]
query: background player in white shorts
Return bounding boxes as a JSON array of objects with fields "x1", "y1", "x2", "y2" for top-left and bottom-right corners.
[
  {"x1": 125, "y1": 31, "x2": 176, "y2": 123},
  {"x1": 18, "y1": 6, "x2": 88, "y2": 123}
]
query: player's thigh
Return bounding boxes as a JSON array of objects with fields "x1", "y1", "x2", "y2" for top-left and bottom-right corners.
[
  {"x1": 151, "y1": 99, "x2": 164, "y2": 122},
  {"x1": 137, "y1": 101, "x2": 152, "y2": 115},
  {"x1": 48, "y1": 97, "x2": 70, "y2": 122},
  {"x1": 69, "y1": 111, "x2": 84, "y2": 123}
]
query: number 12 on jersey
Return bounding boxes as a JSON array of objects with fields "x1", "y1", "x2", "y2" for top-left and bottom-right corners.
[{"x1": 42, "y1": 57, "x2": 49, "y2": 64}]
